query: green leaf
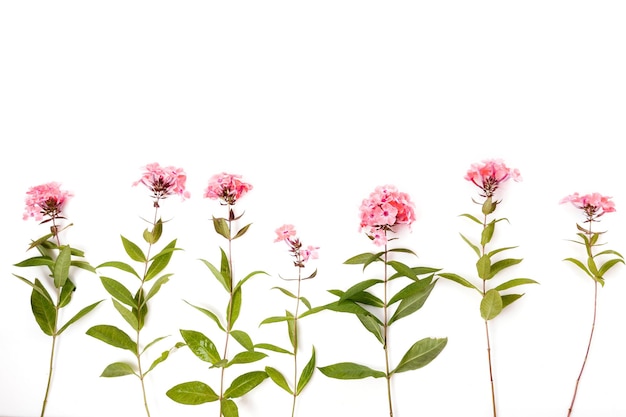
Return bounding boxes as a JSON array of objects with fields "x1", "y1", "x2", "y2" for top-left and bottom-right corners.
[
  {"x1": 357, "y1": 314, "x2": 384, "y2": 345},
  {"x1": 86, "y1": 325, "x2": 137, "y2": 352},
  {"x1": 339, "y1": 279, "x2": 383, "y2": 303},
  {"x1": 296, "y1": 347, "x2": 316, "y2": 395},
  {"x1": 145, "y1": 349, "x2": 173, "y2": 375},
  {"x1": 70, "y1": 260, "x2": 96, "y2": 273},
  {"x1": 320, "y1": 299, "x2": 383, "y2": 324},
  {"x1": 184, "y1": 300, "x2": 225, "y2": 331},
  {"x1": 145, "y1": 239, "x2": 178, "y2": 282},
  {"x1": 476, "y1": 255, "x2": 491, "y2": 280},
  {"x1": 272, "y1": 286, "x2": 297, "y2": 299},
  {"x1": 233, "y1": 223, "x2": 252, "y2": 240},
  {"x1": 111, "y1": 299, "x2": 139, "y2": 330},
  {"x1": 388, "y1": 279, "x2": 437, "y2": 325},
  {"x1": 231, "y1": 330, "x2": 254, "y2": 351},
  {"x1": 480, "y1": 289, "x2": 503, "y2": 321},
  {"x1": 437, "y1": 272, "x2": 481, "y2": 293},
  {"x1": 100, "y1": 362, "x2": 137, "y2": 377},
  {"x1": 459, "y1": 233, "x2": 480, "y2": 257},
  {"x1": 482, "y1": 196, "x2": 495, "y2": 215},
  {"x1": 143, "y1": 218, "x2": 163, "y2": 244},
  {"x1": 58, "y1": 278, "x2": 76, "y2": 308},
  {"x1": 227, "y1": 287, "x2": 242, "y2": 328},
  {"x1": 265, "y1": 366, "x2": 293, "y2": 394},
  {"x1": 58, "y1": 300, "x2": 103, "y2": 335},
  {"x1": 460, "y1": 213, "x2": 482, "y2": 225},
  {"x1": 213, "y1": 216, "x2": 231, "y2": 239},
  {"x1": 318, "y1": 362, "x2": 386, "y2": 380},
  {"x1": 142, "y1": 335, "x2": 170, "y2": 354},
  {"x1": 222, "y1": 399, "x2": 239, "y2": 417},
  {"x1": 227, "y1": 351, "x2": 267, "y2": 367},
  {"x1": 260, "y1": 316, "x2": 292, "y2": 326},
  {"x1": 14, "y1": 256, "x2": 54, "y2": 269},
  {"x1": 564, "y1": 257, "x2": 593, "y2": 277},
  {"x1": 121, "y1": 236, "x2": 146, "y2": 263},
  {"x1": 387, "y1": 261, "x2": 418, "y2": 280},
  {"x1": 224, "y1": 371, "x2": 269, "y2": 399},
  {"x1": 200, "y1": 258, "x2": 230, "y2": 292},
  {"x1": 598, "y1": 258, "x2": 624, "y2": 277},
  {"x1": 392, "y1": 337, "x2": 448, "y2": 374},
  {"x1": 501, "y1": 293, "x2": 524, "y2": 309},
  {"x1": 344, "y1": 252, "x2": 384, "y2": 270},
  {"x1": 167, "y1": 381, "x2": 219, "y2": 405},
  {"x1": 493, "y1": 278, "x2": 538, "y2": 291},
  {"x1": 133, "y1": 288, "x2": 147, "y2": 331},
  {"x1": 233, "y1": 270, "x2": 268, "y2": 294},
  {"x1": 13, "y1": 274, "x2": 49, "y2": 299},
  {"x1": 331, "y1": 288, "x2": 383, "y2": 308},
  {"x1": 488, "y1": 258, "x2": 523, "y2": 278},
  {"x1": 180, "y1": 329, "x2": 221, "y2": 364},
  {"x1": 53, "y1": 245, "x2": 72, "y2": 288},
  {"x1": 287, "y1": 311, "x2": 296, "y2": 349},
  {"x1": 481, "y1": 221, "x2": 495, "y2": 246},
  {"x1": 100, "y1": 276, "x2": 135, "y2": 307},
  {"x1": 97, "y1": 261, "x2": 140, "y2": 279},
  {"x1": 145, "y1": 274, "x2": 172, "y2": 303},
  {"x1": 255, "y1": 343, "x2": 292, "y2": 355},
  {"x1": 31, "y1": 283, "x2": 56, "y2": 336}
]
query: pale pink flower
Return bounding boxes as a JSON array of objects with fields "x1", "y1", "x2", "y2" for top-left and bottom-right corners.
[
  {"x1": 465, "y1": 159, "x2": 521, "y2": 198},
  {"x1": 300, "y1": 245, "x2": 320, "y2": 262},
  {"x1": 23, "y1": 182, "x2": 72, "y2": 222},
  {"x1": 274, "y1": 224, "x2": 297, "y2": 242},
  {"x1": 561, "y1": 192, "x2": 616, "y2": 222},
  {"x1": 359, "y1": 185, "x2": 416, "y2": 245},
  {"x1": 204, "y1": 172, "x2": 252, "y2": 205},
  {"x1": 134, "y1": 162, "x2": 190, "y2": 202}
]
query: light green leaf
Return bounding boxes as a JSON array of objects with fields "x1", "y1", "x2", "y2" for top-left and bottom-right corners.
[
  {"x1": 199, "y1": 258, "x2": 230, "y2": 292},
  {"x1": 121, "y1": 236, "x2": 146, "y2": 263},
  {"x1": 598, "y1": 258, "x2": 625, "y2": 276},
  {"x1": 53, "y1": 245, "x2": 71, "y2": 288},
  {"x1": 145, "y1": 349, "x2": 172, "y2": 375},
  {"x1": 476, "y1": 255, "x2": 491, "y2": 280},
  {"x1": 481, "y1": 221, "x2": 495, "y2": 246},
  {"x1": 501, "y1": 293, "x2": 524, "y2": 309},
  {"x1": 143, "y1": 218, "x2": 163, "y2": 244},
  {"x1": 166, "y1": 381, "x2": 219, "y2": 405},
  {"x1": 459, "y1": 213, "x2": 482, "y2": 225},
  {"x1": 480, "y1": 289, "x2": 503, "y2": 320},
  {"x1": 213, "y1": 216, "x2": 231, "y2": 240},
  {"x1": 255, "y1": 343, "x2": 292, "y2": 355},
  {"x1": 14, "y1": 256, "x2": 54, "y2": 269},
  {"x1": 231, "y1": 330, "x2": 254, "y2": 351},
  {"x1": 100, "y1": 362, "x2": 136, "y2": 377},
  {"x1": 493, "y1": 278, "x2": 538, "y2": 291},
  {"x1": 224, "y1": 371, "x2": 269, "y2": 399},
  {"x1": 86, "y1": 325, "x2": 137, "y2": 352},
  {"x1": 111, "y1": 299, "x2": 138, "y2": 330},
  {"x1": 58, "y1": 300, "x2": 103, "y2": 335},
  {"x1": 296, "y1": 347, "x2": 316, "y2": 395},
  {"x1": 265, "y1": 366, "x2": 293, "y2": 394},
  {"x1": 31, "y1": 283, "x2": 56, "y2": 336},
  {"x1": 145, "y1": 274, "x2": 172, "y2": 303},
  {"x1": 437, "y1": 272, "x2": 481, "y2": 293},
  {"x1": 357, "y1": 314, "x2": 384, "y2": 345},
  {"x1": 388, "y1": 279, "x2": 436, "y2": 325},
  {"x1": 488, "y1": 258, "x2": 523, "y2": 278},
  {"x1": 222, "y1": 399, "x2": 239, "y2": 417},
  {"x1": 100, "y1": 276, "x2": 135, "y2": 307},
  {"x1": 180, "y1": 329, "x2": 221, "y2": 364},
  {"x1": 564, "y1": 257, "x2": 592, "y2": 277},
  {"x1": 145, "y1": 239, "x2": 177, "y2": 281},
  {"x1": 227, "y1": 287, "x2": 242, "y2": 327},
  {"x1": 97, "y1": 261, "x2": 140, "y2": 279},
  {"x1": 227, "y1": 351, "x2": 267, "y2": 367},
  {"x1": 318, "y1": 362, "x2": 386, "y2": 380},
  {"x1": 392, "y1": 337, "x2": 448, "y2": 374},
  {"x1": 184, "y1": 300, "x2": 225, "y2": 331}
]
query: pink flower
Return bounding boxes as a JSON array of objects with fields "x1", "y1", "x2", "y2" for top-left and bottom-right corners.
[
  {"x1": 465, "y1": 159, "x2": 521, "y2": 198},
  {"x1": 134, "y1": 163, "x2": 190, "y2": 202},
  {"x1": 300, "y1": 245, "x2": 320, "y2": 262},
  {"x1": 561, "y1": 192, "x2": 616, "y2": 222},
  {"x1": 23, "y1": 182, "x2": 73, "y2": 221},
  {"x1": 204, "y1": 172, "x2": 253, "y2": 205},
  {"x1": 275, "y1": 224, "x2": 297, "y2": 242},
  {"x1": 359, "y1": 185, "x2": 416, "y2": 245}
]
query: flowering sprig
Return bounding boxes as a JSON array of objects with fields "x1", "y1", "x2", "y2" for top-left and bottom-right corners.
[
  {"x1": 167, "y1": 172, "x2": 269, "y2": 417},
  {"x1": 13, "y1": 182, "x2": 101, "y2": 417},
  {"x1": 86, "y1": 163, "x2": 187, "y2": 417},
  {"x1": 316, "y1": 185, "x2": 447, "y2": 416},
  {"x1": 560, "y1": 192, "x2": 623, "y2": 417},
  {"x1": 439, "y1": 159, "x2": 537, "y2": 417},
  {"x1": 259, "y1": 225, "x2": 319, "y2": 417}
]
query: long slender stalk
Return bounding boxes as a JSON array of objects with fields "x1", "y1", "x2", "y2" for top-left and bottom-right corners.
[
  {"x1": 481, "y1": 213, "x2": 497, "y2": 417},
  {"x1": 219, "y1": 206, "x2": 236, "y2": 417},
  {"x1": 567, "y1": 279, "x2": 598, "y2": 417},
  {"x1": 291, "y1": 268, "x2": 302, "y2": 417},
  {"x1": 383, "y1": 241, "x2": 393, "y2": 417}
]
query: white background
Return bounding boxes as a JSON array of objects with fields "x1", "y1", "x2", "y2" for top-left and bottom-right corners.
[{"x1": 1, "y1": 1, "x2": 626, "y2": 417}]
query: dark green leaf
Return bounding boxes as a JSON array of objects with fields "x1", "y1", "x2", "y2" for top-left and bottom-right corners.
[
  {"x1": 488, "y1": 258, "x2": 523, "y2": 279},
  {"x1": 31, "y1": 283, "x2": 56, "y2": 336},
  {"x1": 100, "y1": 276, "x2": 135, "y2": 307},
  {"x1": 357, "y1": 314, "x2": 384, "y2": 345},
  {"x1": 392, "y1": 337, "x2": 448, "y2": 374},
  {"x1": 388, "y1": 279, "x2": 436, "y2": 325},
  {"x1": 233, "y1": 223, "x2": 251, "y2": 240},
  {"x1": 58, "y1": 278, "x2": 75, "y2": 308},
  {"x1": 86, "y1": 325, "x2": 137, "y2": 352},
  {"x1": 296, "y1": 346, "x2": 316, "y2": 395},
  {"x1": 501, "y1": 293, "x2": 524, "y2": 309},
  {"x1": 437, "y1": 272, "x2": 481, "y2": 293},
  {"x1": 339, "y1": 279, "x2": 383, "y2": 303},
  {"x1": 166, "y1": 381, "x2": 219, "y2": 405},
  {"x1": 200, "y1": 258, "x2": 230, "y2": 292},
  {"x1": 145, "y1": 239, "x2": 178, "y2": 282},
  {"x1": 14, "y1": 256, "x2": 54, "y2": 269},
  {"x1": 111, "y1": 299, "x2": 139, "y2": 330},
  {"x1": 387, "y1": 261, "x2": 418, "y2": 280}
]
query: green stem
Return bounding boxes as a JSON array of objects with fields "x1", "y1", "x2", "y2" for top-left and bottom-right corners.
[
  {"x1": 40, "y1": 289, "x2": 61, "y2": 417},
  {"x1": 481, "y1": 212, "x2": 497, "y2": 417},
  {"x1": 220, "y1": 207, "x2": 236, "y2": 417},
  {"x1": 383, "y1": 241, "x2": 393, "y2": 417},
  {"x1": 291, "y1": 268, "x2": 302, "y2": 417}
]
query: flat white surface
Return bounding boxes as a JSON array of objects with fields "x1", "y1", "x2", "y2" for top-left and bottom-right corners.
[{"x1": 1, "y1": 2, "x2": 626, "y2": 417}]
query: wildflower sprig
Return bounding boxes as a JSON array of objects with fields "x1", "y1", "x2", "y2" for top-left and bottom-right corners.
[
  {"x1": 167, "y1": 173, "x2": 269, "y2": 417},
  {"x1": 14, "y1": 182, "x2": 101, "y2": 417},
  {"x1": 438, "y1": 159, "x2": 537, "y2": 417},
  {"x1": 315, "y1": 185, "x2": 447, "y2": 416},
  {"x1": 260, "y1": 225, "x2": 319, "y2": 417},
  {"x1": 86, "y1": 163, "x2": 188, "y2": 417},
  {"x1": 561, "y1": 192, "x2": 623, "y2": 417}
]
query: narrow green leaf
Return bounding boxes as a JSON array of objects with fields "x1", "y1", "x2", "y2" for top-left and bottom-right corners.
[
  {"x1": 481, "y1": 221, "x2": 495, "y2": 246},
  {"x1": 145, "y1": 349, "x2": 172, "y2": 375},
  {"x1": 357, "y1": 314, "x2": 384, "y2": 345},
  {"x1": 459, "y1": 213, "x2": 482, "y2": 225},
  {"x1": 111, "y1": 299, "x2": 139, "y2": 330},
  {"x1": 437, "y1": 272, "x2": 481, "y2": 293},
  {"x1": 58, "y1": 278, "x2": 76, "y2": 308},
  {"x1": 265, "y1": 366, "x2": 293, "y2": 394},
  {"x1": 233, "y1": 270, "x2": 268, "y2": 294},
  {"x1": 100, "y1": 362, "x2": 137, "y2": 377},
  {"x1": 501, "y1": 293, "x2": 524, "y2": 309},
  {"x1": 180, "y1": 329, "x2": 221, "y2": 364},
  {"x1": 58, "y1": 300, "x2": 103, "y2": 335},
  {"x1": 231, "y1": 330, "x2": 254, "y2": 351},
  {"x1": 145, "y1": 274, "x2": 172, "y2": 303},
  {"x1": 388, "y1": 279, "x2": 437, "y2": 325},
  {"x1": 296, "y1": 347, "x2": 316, "y2": 395},
  {"x1": 100, "y1": 276, "x2": 135, "y2": 307},
  {"x1": 233, "y1": 223, "x2": 251, "y2": 240},
  {"x1": 227, "y1": 351, "x2": 267, "y2": 367},
  {"x1": 598, "y1": 258, "x2": 624, "y2": 276},
  {"x1": 459, "y1": 233, "x2": 480, "y2": 258},
  {"x1": 564, "y1": 257, "x2": 593, "y2": 277},
  {"x1": 387, "y1": 260, "x2": 418, "y2": 280},
  {"x1": 53, "y1": 245, "x2": 71, "y2": 288},
  {"x1": 493, "y1": 278, "x2": 538, "y2": 291},
  {"x1": 142, "y1": 335, "x2": 169, "y2": 354},
  {"x1": 121, "y1": 236, "x2": 146, "y2": 263},
  {"x1": 213, "y1": 217, "x2": 231, "y2": 239},
  {"x1": 392, "y1": 337, "x2": 448, "y2": 374},
  {"x1": 14, "y1": 256, "x2": 54, "y2": 269},
  {"x1": 488, "y1": 258, "x2": 523, "y2": 278},
  {"x1": 86, "y1": 325, "x2": 137, "y2": 352},
  {"x1": 97, "y1": 261, "x2": 140, "y2": 279},
  {"x1": 143, "y1": 218, "x2": 163, "y2": 244},
  {"x1": 199, "y1": 258, "x2": 230, "y2": 292},
  {"x1": 70, "y1": 260, "x2": 96, "y2": 273},
  {"x1": 166, "y1": 381, "x2": 219, "y2": 405},
  {"x1": 339, "y1": 279, "x2": 383, "y2": 303},
  {"x1": 183, "y1": 300, "x2": 225, "y2": 331},
  {"x1": 318, "y1": 362, "x2": 385, "y2": 380},
  {"x1": 224, "y1": 371, "x2": 269, "y2": 399},
  {"x1": 331, "y1": 289, "x2": 384, "y2": 308},
  {"x1": 480, "y1": 289, "x2": 503, "y2": 320},
  {"x1": 344, "y1": 252, "x2": 381, "y2": 265},
  {"x1": 259, "y1": 316, "x2": 292, "y2": 326},
  {"x1": 227, "y1": 287, "x2": 242, "y2": 327},
  {"x1": 272, "y1": 286, "x2": 297, "y2": 299},
  {"x1": 255, "y1": 343, "x2": 292, "y2": 355},
  {"x1": 145, "y1": 239, "x2": 177, "y2": 281},
  {"x1": 13, "y1": 274, "x2": 49, "y2": 299},
  {"x1": 31, "y1": 284, "x2": 56, "y2": 336}
]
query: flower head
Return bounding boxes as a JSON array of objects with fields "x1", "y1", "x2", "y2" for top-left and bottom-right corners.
[
  {"x1": 359, "y1": 185, "x2": 416, "y2": 246},
  {"x1": 134, "y1": 163, "x2": 190, "y2": 204},
  {"x1": 204, "y1": 172, "x2": 253, "y2": 205},
  {"x1": 23, "y1": 182, "x2": 72, "y2": 222},
  {"x1": 465, "y1": 159, "x2": 521, "y2": 198},
  {"x1": 275, "y1": 224, "x2": 319, "y2": 268},
  {"x1": 274, "y1": 224, "x2": 297, "y2": 242},
  {"x1": 561, "y1": 192, "x2": 616, "y2": 223}
]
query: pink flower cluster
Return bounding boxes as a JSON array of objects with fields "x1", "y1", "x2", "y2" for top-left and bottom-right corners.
[
  {"x1": 359, "y1": 185, "x2": 416, "y2": 246},
  {"x1": 561, "y1": 192, "x2": 616, "y2": 223},
  {"x1": 204, "y1": 172, "x2": 253, "y2": 205},
  {"x1": 134, "y1": 163, "x2": 190, "y2": 203},
  {"x1": 23, "y1": 182, "x2": 72, "y2": 222},
  {"x1": 465, "y1": 159, "x2": 521, "y2": 198},
  {"x1": 275, "y1": 224, "x2": 319, "y2": 267}
]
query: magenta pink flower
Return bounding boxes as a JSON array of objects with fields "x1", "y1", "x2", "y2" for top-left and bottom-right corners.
[
  {"x1": 561, "y1": 192, "x2": 616, "y2": 223},
  {"x1": 465, "y1": 159, "x2": 521, "y2": 198},
  {"x1": 134, "y1": 163, "x2": 190, "y2": 203},
  {"x1": 23, "y1": 182, "x2": 72, "y2": 222},
  {"x1": 204, "y1": 172, "x2": 253, "y2": 205},
  {"x1": 275, "y1": 224, "x2": 297, "y2": 242},
  {"x1": 359, "y1": 185, "x2": 416, "y2": 245}
]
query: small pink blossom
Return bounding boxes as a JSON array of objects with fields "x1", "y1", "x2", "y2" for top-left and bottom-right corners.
[
  {"x1": 300, "y1": 245, "x2": 320, "y2": 262},
  {"x1": 561, "y1": 192, "x2": 616, "y2": 222},
  {"x1": 275, "y1": 224, "x2": 297, "y2": 242},
  {"x1": 465, "y1": 159, "x2": 521, "y2": 198},
  {"x1": 359, "y1": 185, "x2": 416, "y2": 245},
  {"x1": 23, "y1": 182, "x2": 73, "y2": 222},
  {"x1": 134, "y1": 163, "x2": 190, "y2": 203},
  {"x1": 204, "y1": 172, "x2": 252, "y2": 205}
]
